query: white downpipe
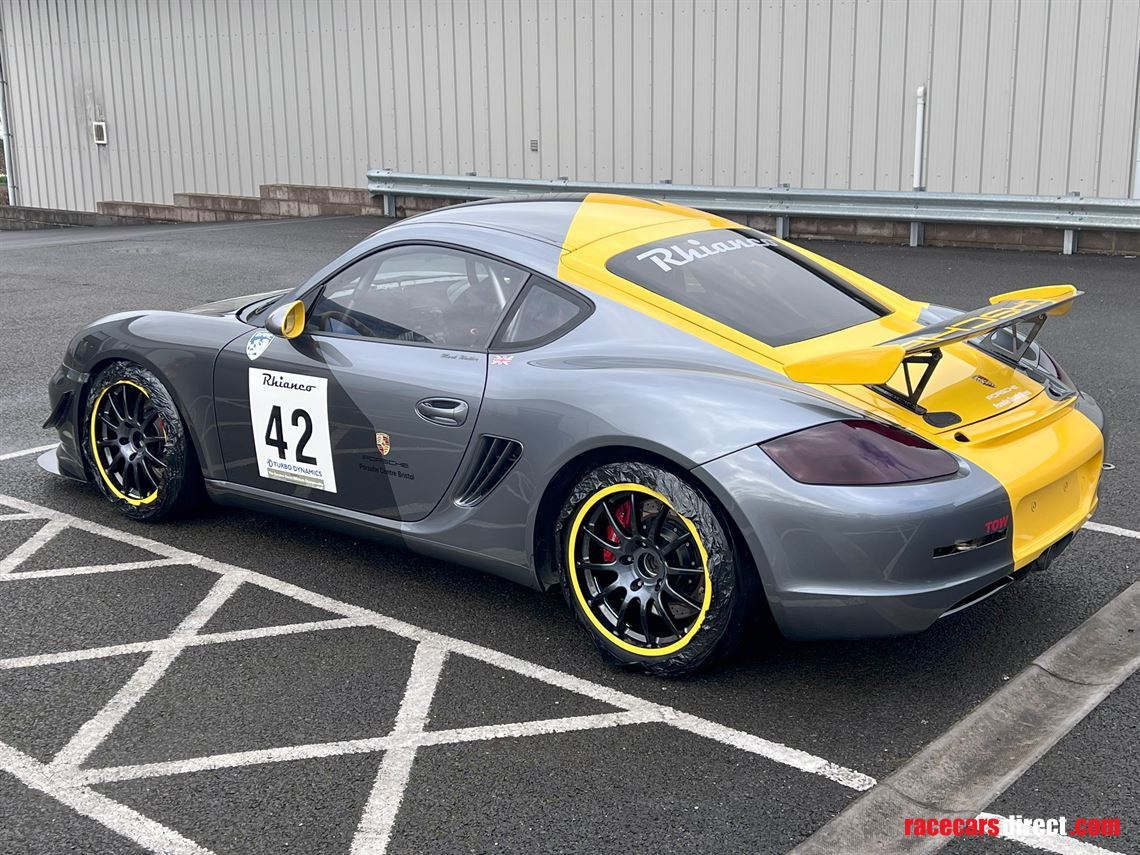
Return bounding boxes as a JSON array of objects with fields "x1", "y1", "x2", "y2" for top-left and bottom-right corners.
[
  {"x1": 912, "y1": 85, "x2": 927, "y2": 192},
  {"x1": 0, "y1": 19, "x2": 16, "y2": 207},
  {"x1": 1133, "y1": 104, "x2": 1140, "y2": 198}
]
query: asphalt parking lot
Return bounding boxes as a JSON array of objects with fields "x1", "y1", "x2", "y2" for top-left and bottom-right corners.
[{"x1": 1, "y1": 217, "x2": 1137, "y2": 854}]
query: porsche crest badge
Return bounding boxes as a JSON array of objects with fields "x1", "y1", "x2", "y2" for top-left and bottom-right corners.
[{"x1": 375, "y1": 432, "x2": 391, "y2": 456}]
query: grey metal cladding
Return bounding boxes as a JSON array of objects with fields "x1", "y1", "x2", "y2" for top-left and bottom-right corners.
[{"x1": 7, "y1": 0, "x2": 1138, "y2": 211}]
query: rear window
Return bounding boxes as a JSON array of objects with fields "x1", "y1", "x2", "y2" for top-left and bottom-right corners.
[{"x1": 605, "y1": 229, "x2": 885, "y2": 346}]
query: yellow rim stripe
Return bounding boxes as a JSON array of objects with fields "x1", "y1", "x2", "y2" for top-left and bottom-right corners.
[
  {"x1": 89, "y1": 380, "x2": 160, "y2": 507},
  {"x1": 567, "y1": 483, "x2": 712, "y2": 657}
]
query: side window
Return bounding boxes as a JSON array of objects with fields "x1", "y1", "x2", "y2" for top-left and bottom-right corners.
[
  {"x1": 497, "y1": 278, "x2": 591, "y2": 349},
  {"x1": 307, "y1": 246, "x2": 528, "y2": 350}
]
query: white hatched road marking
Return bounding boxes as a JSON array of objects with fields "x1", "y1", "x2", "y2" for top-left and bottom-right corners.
[
  {"x1": 0, "y1": 617, "x2": 371, "y2": 670},
  {"x1": 0, "y1": 493, "x2": 875, "y2": 855},
  {"x1": 0, "y1": 741, "x2": 213, "y2": 855},
  {"x1": 978, "y1": 814, "x2": 1127, "y2": 855},
  {"x1": 0, "y1": 557, "x2": 187, "y2": 581},
  {"x1": 75, "y1": 710, "x2": 662, "y2": 787},
  {"x1": 0, "y1": 443, "x2": 57, "y2": 462},
  {"x1": 1084, "y1": 521, "x2": 1140, "y2": 541},
  {"x1": 49, "y1": 572, "x2": 247, "y2": 770},
  {"x1": 0, "y1": 512, "x2": 37, "y2": 522},
  {"x1": 0, "y1": 517, "x2": 67, "y2": 574},
  {"x1": 350, "y1": 642, "x2": 449, "y2": 855}
]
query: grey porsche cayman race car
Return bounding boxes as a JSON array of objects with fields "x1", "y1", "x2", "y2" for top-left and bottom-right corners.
[{"x1": 42, "y1": 194, "x2": 1105, "y2": 674}]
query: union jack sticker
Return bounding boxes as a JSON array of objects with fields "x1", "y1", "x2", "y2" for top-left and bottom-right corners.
[{"x1": 491, "y1": 355, "x2": 514, "y2": 366}]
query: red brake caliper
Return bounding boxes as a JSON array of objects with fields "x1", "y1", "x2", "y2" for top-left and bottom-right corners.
[{"x1": 601, "y1": 499, "x2": 631, "y2": 563}]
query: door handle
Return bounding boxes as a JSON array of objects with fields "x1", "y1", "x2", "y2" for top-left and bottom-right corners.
[{"x1": 415, "y1": 398, "x2": 469, "y2": 427}]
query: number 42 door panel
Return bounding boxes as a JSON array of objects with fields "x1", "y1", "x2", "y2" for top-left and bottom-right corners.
[{"x1": 213, "y1": 331, "x2": 486, "y2": 522}]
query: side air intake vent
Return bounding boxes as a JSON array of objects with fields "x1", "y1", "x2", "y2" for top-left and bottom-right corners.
[{"x1": 454, "y1": 436, "x2": 523, "y2": 507}]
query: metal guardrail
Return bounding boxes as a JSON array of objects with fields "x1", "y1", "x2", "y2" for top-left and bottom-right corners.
[{"x1": 366, "y1": 169, "x2": 1140, "y2": 254}]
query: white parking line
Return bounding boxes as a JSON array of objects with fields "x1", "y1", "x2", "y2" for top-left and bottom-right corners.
[
  {"x1": 49, "y1": 572, "x2": 247, "y2": 770},
  {"x1": 0, "y1": 557, "x2": 188, "y2": 581},
  {"x1": 0, "y1": 517, "x2": 67, "y2": 574},
  {"x1": 0, "y1": 740, "x2": 214, "y2": 855},
  {"x1": 0, "y1": 443, "x2": 57, "y2": 462},
  {"x1": 978, "y1": 813, "x2": 1127, "y2": 855},
  {"x1": 351, "y1": 643, "x2": 449, "y2": 855},
  {"x1": 76, "y1": 710, "x2": 662, "y2": 787},
  {"x1": 0, "y1": 493, "x2": 876, "y2": 855},
  {"x1": 0, "y1": 617, "x2": 368, "y2": 671},
  {"x1": 1085, "y1": 521, "x2": 1140, "y2": 541}
]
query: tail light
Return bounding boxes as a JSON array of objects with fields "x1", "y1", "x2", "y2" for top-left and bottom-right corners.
[{"x1": 761, "y1": 419, "x2": 960, "y2": 485}]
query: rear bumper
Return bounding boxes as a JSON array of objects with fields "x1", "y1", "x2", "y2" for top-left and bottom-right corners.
[
  {"x1": 1075, "y1": 390, "x2": 1107, "y2": 447},
  {"x1": 694, "y1": 445, "x2": 1021, "y2": 639},
  {"x1": 694, "y1": 387, "x2": 1105, "y2": 640},
  {"x1": 951, "y1": 399, "x2": 1103, "y2": 569}
]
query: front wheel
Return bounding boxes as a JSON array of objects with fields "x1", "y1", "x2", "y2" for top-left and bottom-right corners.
[
  {"x1": 82, "y1": 362, "x2": 201, "y2": 521},
  {"x1": 557, "y1": 461, "x2": 750, "y2": 676}
]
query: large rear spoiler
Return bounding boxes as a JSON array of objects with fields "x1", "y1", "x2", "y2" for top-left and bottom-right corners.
[{"x1": 785, "y1": 285, "x2": 1082, "y2": 410}]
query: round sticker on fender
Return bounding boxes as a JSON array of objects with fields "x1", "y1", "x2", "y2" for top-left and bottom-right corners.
[
  {"x1": 248, "y1": 368, "x2": 337, "y2": 493},
  {"x1": 246, "y1": 329, "x2": 274, "y2": 361}
]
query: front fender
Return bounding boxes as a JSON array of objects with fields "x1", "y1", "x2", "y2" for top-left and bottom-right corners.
[{"x1": 62, "y1": 311, "x2": 250, "y2": 480}]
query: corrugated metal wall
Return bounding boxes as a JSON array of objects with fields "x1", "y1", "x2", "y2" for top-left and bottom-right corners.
[{"x1": 2, "y1": 0, "x2": 1138, "y2": 212}]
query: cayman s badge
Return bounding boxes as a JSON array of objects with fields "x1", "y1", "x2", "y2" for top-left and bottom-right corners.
[
  {"x1": 971, "y1": 374, "x2": 996, "y2": 388},
  {"x1": 375, "y1": 432, "x2": 391, "y2": 456}
]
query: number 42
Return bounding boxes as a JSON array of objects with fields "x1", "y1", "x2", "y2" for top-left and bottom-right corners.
[{"x1": 265, "y1": 405, "x2": 318, "y2": 464}]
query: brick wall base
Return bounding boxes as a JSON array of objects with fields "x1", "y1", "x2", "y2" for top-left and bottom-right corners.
[
  {"x1": 0, "y1": 205, "x2": 168, "y2": 231},
  {"x1": 15, "y1": 181, "x2": 1134, "y2": 254},
  {"x1": 95, "y1": 184, "x2": 391, "y2": 224}
]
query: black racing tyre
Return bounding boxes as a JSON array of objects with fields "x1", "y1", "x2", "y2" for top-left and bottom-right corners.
[
  {"x1": 81, "y1": 362, "x2": 202, "y2": 521},
  {"x1": 557, "y1": 461, "x2": 751, "y2": 676}
]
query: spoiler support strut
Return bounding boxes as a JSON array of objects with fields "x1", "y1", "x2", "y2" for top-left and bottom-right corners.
[{"x1": 868, "y1": 349, "x2": 942, "y2": 414}]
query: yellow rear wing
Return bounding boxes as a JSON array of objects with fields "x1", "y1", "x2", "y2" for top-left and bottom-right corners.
[
  {"x1": 785, "y1": 284, "x2": 1082, "y2": 395},
  {"x1": 785, "y1": 345, "x2": 905, "y2": 385}
]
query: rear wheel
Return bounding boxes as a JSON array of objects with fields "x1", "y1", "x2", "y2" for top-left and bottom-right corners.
[
  {"x1": 82, "y1": 362, "x2": 201, "y2": 521},
  {"x1": 557, "y1": 461, "x2": 749, "y2": 676}
]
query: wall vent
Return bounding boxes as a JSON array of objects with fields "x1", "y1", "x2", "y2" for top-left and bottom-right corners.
[{"x1": 92, "y1": 121, "x2": 108, "y2": 145}]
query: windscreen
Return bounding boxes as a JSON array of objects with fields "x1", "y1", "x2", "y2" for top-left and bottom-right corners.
[{"x1": 605, "y1": 229, "x2": 886, "y2": 346}]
